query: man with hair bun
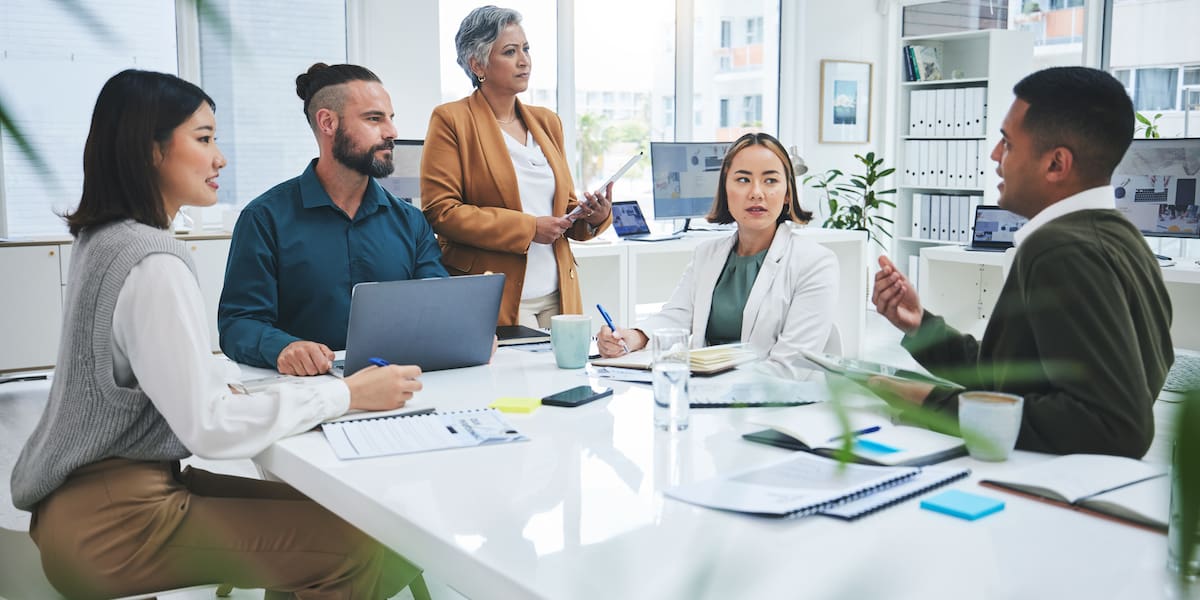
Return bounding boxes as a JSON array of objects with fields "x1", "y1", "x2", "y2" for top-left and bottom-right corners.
[{"x1": 219, "y1": 63, "x2": 448, "y2": 375}]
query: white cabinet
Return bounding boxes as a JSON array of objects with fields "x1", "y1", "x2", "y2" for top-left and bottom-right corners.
[
  {"x1": 893, "y1": 29, "x2": 1033, "y2": 277},
  {"x1": 0, "y1": 245, "x2": 65, "y2": 371}
]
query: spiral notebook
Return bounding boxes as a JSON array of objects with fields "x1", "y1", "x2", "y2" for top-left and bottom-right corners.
[
  {"x1": 322, "y1": 408, "x2": 526, "y2": 460},
  {"x1": 821, "y1": 466, "x2": 971, "y2": 521},
  {"x1": 665, "y1": 452, "x2": 920, "y2": 518}
]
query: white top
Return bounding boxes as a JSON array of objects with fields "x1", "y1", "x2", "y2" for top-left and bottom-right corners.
[
  {"x1": 1012, "y1": 185, "x2": 1115, "y2": 247},
  {"x1": 504, "y1": 130, "x2": 559, "y2": 299},
  {"x1": 637, "y1": 222, "x2": 840, "y2": 378},
  {"x1": 110, "y1": 254, "x2": 349, "y2": 459}
]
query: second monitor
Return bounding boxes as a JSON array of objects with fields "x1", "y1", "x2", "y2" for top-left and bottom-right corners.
[
  {"x1": 377, "y1": 139, "x2": 424, "y2": 206},
  {"x1": 651, "y1": 141, "x2": 732, "y2": 220}
]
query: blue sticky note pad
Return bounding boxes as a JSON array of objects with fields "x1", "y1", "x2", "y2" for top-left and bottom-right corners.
[{"x1": 920, "y1": 489, "x2": 1005, "y2": 521}]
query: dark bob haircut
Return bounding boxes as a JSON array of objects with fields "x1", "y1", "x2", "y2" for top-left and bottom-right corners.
[
  {"x1": 65, "y1": 69, "x2": 214, "y2": 236},
  {"x1": 706, "y1": 132, "x2": 812, "y2": 225}
]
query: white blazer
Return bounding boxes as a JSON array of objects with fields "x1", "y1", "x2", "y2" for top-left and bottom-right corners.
[{"x1": 637, "y1": 222, "x2": 839, "y2": 379}]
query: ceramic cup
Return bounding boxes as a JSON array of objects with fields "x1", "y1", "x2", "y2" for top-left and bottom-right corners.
[
  {"x1": 550, "y1": 315, "x2": 591, "y2": 369},
  {"x1": 958, "y1": 391, "x2": 1024, "y2": 462}
]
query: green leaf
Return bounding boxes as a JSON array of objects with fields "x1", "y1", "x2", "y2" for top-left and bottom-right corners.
[
  {"x1": 1136, "y1": 113, "x2": 1151, "y2": 125},
  {"x1": 1174, "y1": 391, "x2": 1200, "y2": 583},
  {"x1": 878, "y1": 167, "x2": 896, "y2": 178}
]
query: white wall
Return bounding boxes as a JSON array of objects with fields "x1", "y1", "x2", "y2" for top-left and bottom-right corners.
[
  {"x1": 350, "y1": 0, "x2": 442, "y2": 139},
  {"x1": 781, "y1": 0, "x2": 890, "y2": 222}
]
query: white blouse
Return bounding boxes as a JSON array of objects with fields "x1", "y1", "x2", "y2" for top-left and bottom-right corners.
[
  {"x1": 110, "y1": 253, "x2": 349, "y2": 459},
  {"x1": 504, "y1": 130, "x2": 559, "y2": 299}
]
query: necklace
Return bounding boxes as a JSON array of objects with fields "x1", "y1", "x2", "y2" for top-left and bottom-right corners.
[{"x1": 496, "y1": 113, "x2": 518, "y2": 124}]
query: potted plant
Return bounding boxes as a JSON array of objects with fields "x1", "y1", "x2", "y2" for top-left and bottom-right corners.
[{"x1": 803, "y1": 152, "x2": 896, "y2": 250}]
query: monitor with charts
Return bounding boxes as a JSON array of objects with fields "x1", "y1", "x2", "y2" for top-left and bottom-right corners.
[
  {"x1": 968, "y1": 205, "x2": 1027, "y2": 251},
  {"x1": 610, "y1": 201, "x2": 681, "y2": 241},
  {"x1": 1110, "y1": 138, "x2": 1200, "y2": 239},
  {"x1": 650, "y1": 141, "x2": 731, "y2": 220},
  {"x1": 376, "y1": 139, "x2": 424, "y2": 207}
]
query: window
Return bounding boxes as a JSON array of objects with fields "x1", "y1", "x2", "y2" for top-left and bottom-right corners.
[
  {"x1": 1133, "y1": 68, "x2": 1179, "y2": 112},
  {"x1": 0, "y1": 1, "x2": 177, "y2": 236},
  {"x1": 694, "y1": 0, "x2": 779, "y2": 141},
  {"x1": 746, "y1": 17, "x2": 763, "y2": 45},
  {"x1": 720, "y1": 19, "x2": 732, "y2": 48},
  {"x1": 199, "y1": 0, "x2": 345, "y2": 208},
  {"x1": 573, "y1": 0, "x2": 674, "y2": 205},
  {"x1": 438, "y1": 0, "x2": 557, "y2": 108},
  {"x1": 1107, "y1": 0, "x2": 1200, "y2": 136}
]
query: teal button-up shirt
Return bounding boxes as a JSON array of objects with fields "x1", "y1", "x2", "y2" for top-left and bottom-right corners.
[{"x1": 218, "y1": 160, "x2": 448, "y2": 368}]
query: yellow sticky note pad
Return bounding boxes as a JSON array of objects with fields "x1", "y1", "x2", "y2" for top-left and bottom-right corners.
[{"x1": 489, "y1": 397, "x2": 541, "y2": 414}]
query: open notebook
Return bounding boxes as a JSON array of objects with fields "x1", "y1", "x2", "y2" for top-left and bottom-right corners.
[
  {"x1": 591, "y1": 342, "x2": 757, "y2": 376},
  {"x1": 979, "y1": 454, "x2": 1168, "y2": 532},
  {"x1": 742, "y1": 403, "x2": 966, "y2": 467},
  {"x1": 666, "y1": 452, "x2": 920, "y2": 518}
]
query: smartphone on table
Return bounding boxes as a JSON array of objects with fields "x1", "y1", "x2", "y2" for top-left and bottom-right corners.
[{"x1": 541, "y1": 385, "x2": 614, "y2": 407}]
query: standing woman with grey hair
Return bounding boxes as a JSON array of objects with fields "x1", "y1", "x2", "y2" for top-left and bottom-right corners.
[{"x1": 422, "y1": 5, "x2": 613, "y2": 328}]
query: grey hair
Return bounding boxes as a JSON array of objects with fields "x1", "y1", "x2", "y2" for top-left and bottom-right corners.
[{"x1": 455, "y1": 5, "x2": 523, "y2": 88}]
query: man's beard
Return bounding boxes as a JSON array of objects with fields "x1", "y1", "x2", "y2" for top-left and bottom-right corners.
[{"x1": 332, "y1": 126, "x2": 394, "y2": 178}]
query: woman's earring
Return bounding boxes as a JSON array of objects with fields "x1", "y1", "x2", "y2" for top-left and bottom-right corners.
[{"x1": 477, "y1": 74, "x2": 487, "y2": 84}]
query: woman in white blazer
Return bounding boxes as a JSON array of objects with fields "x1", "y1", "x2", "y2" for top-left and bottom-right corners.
[{"x1": 597, "y1": 132, "x2": 838, "y2": 379}]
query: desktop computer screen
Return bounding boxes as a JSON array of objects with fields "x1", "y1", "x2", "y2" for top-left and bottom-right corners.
[
  {"x1": 650, "y1": 141, "x2": 732, "y2": 220},
  {"x1": 1110, "y1": 138, "x2": 1200, "y2": 239},
  {"x1": 377, "y1": 140, "x2": 424, "y2": 206}
]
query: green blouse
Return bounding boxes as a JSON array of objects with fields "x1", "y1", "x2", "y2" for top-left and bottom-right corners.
[{"x1": 705, "y1": 247, "x2": 768, "y2": 346}]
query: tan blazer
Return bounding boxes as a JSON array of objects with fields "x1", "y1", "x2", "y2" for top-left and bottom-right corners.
[{"x1": 421, "y1": 90, "x2": 610, "y2": 325}]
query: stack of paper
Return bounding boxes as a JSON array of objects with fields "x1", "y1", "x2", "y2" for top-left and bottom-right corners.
[{"x1": 591, "y1": 342, "x2": 756, "y2": 376}]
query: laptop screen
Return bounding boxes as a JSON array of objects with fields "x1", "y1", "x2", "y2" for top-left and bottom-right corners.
[
  {"x1": 611, "y1": 201, "x2": 651, "y2": 236},
  {"x1": 971, "y1": 206, "x2": 1028, "y2": 249}
]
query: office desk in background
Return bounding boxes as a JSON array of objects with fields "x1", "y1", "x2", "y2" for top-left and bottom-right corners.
[{"x1": 253, "y1": 349, "x2": 1180, "y2": 600}]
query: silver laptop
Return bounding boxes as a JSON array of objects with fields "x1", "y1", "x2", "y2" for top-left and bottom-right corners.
[
  {"x1": 967, "y1": 205, "x2": 1028, "y2": 252},
  {"x1": 333, "y1": 274, "x2": 504, "y2": 376},
  {"x1": 611, "y1": 201, "x2": 682, "y2": 242}
]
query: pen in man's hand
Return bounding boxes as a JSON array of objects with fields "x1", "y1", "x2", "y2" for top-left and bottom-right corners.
[
  {"x1": 368, "y1": 357, "x2": 390, "y2": 367},
  {"x1": 595, "y1": 304, "x2": 630, "y2": 355}
]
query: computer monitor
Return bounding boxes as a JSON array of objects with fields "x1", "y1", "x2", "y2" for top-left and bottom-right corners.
[
  {"x1": 650, "y1": 141, "x2": 732, "y2": 221},
  {"x1": 377, "y1": 139, "x2": 423, "y2": 206},
  {"x1": 1110, "y1": 138, "x2": 1200, "y2": 239}
]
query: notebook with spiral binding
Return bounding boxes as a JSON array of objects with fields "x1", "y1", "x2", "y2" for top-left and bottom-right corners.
[
  {"x1": 665, "y1": 452, "x2": 920, "y2": 518},
  {"x1": 821, "y1": 466, "x2": 970, "y2": 521},
  {"x1": 322, "y1": 408, "x2": 526, "y2": 460}
]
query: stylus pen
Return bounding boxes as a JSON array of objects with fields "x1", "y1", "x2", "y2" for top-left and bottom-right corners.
[
  {"x1": 596, "y1": 304, "x2": 630, "y2": 355},
  {"x1": 368, "y1": 357, "x2": 390, "y2": 367}
]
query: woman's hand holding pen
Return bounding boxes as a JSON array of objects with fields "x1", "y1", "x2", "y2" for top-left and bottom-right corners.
[
  {"x1": 534, "y1": 215, "x2": 572, "y2": 244},
  {"x1": 345, "y1": 364, "x2": 423, "y2": 411},
  {"x1": 597, "y1": 326, "x2": 648, "y2": 358}
]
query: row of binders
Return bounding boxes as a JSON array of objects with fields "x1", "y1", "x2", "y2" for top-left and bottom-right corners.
[
  {"x1": 901, "y1": 139, "x2": 989, "y2": 189},
  {"x1": 911, "y1": 193, "x2": 983, "y2": 243},
  {"x1": 908, "y1": 87, "x2": 988, "y2": 138}
]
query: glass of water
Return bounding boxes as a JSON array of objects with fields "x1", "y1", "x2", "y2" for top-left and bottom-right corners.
[{"x1": 652, "y1": 328, "x2": 690, "y2": 431}]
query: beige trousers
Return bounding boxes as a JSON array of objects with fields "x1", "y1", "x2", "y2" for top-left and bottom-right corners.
[
  {"x1": 30, "y1": 458, "x2": 420, "y2": 599},
  {"x1": 518, "y1": 290, "x2": 561, "y2": 330}
]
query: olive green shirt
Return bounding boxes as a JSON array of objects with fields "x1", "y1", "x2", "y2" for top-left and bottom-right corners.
[{"x1": 706, "y1": 248, "x2": 768, "y2": 346}]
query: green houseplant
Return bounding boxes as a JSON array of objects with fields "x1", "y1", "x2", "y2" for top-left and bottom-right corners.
[
  {"x1": 1136, "y1": 111, "x2": 1162, "y2": 139},
  {"x1": 803, "y1": 151, "x2": 896, "y2": 250}
]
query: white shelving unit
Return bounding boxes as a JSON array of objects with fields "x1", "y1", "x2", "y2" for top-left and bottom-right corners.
[{"x1": 892, "y1": 29, "x2": 1033, "y2": 278}]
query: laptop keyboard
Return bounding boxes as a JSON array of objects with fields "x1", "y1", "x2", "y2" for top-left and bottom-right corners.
[{"x1": 1164, "y1": 353, "x2": 1200, "y2": 393}]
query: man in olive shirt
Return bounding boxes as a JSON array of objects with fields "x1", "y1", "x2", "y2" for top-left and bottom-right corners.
[{"x1": 872, "y1": 67, "x2": 1173, "y2": 458}]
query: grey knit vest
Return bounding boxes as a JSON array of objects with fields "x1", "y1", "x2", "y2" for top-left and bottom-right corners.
[{"x1": 11, "y1": 220, "x2": 195, "y2": 511}]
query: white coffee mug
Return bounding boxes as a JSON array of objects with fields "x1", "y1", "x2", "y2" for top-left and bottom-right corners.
[{"x1": 958, "y1": 391, "x2": 1024, "y2": 462}]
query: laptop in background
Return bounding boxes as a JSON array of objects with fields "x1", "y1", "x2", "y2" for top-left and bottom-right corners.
[
  {"x1": 611, "y1": 201, "x2": 682, "y2": 242},
  {"x1": 333, "y1": 274, "x2": 504, "y2": 376},
  {"x1": 967, "y1": 205, "x2": 1028, "y2": 252}
]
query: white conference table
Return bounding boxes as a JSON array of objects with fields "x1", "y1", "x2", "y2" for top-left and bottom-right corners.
[{"x1": 252, "y1": 349, "x2": 1189, "y2": 600}]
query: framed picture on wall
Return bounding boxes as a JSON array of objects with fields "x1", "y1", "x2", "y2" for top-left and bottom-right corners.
[{"x1": 819, "y1": 60, "x2": 872, "y2": 144}]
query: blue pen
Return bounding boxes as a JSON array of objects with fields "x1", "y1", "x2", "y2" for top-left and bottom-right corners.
[
  {"x1": 826, "y1": 425, "x2": 882, "y2": 443},
  {"x1": 595, "y1": 304, "x2": 630, "y2": 355},
  {"x1": 368, "y1": 357, "x2": 390, "y2": 367}
]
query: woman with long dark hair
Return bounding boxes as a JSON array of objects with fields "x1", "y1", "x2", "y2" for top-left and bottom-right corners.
[{"x1": 10, "y1": 69, "x2": 422, "y2": 598}]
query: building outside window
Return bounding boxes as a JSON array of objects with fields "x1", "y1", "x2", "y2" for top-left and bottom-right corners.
[
  {"x1": 1108, "y1": 0, "x2": 1200, "y2": 137},
  {"x1": 695, "y1": 0, "x2": 779, "y2": 142}
]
